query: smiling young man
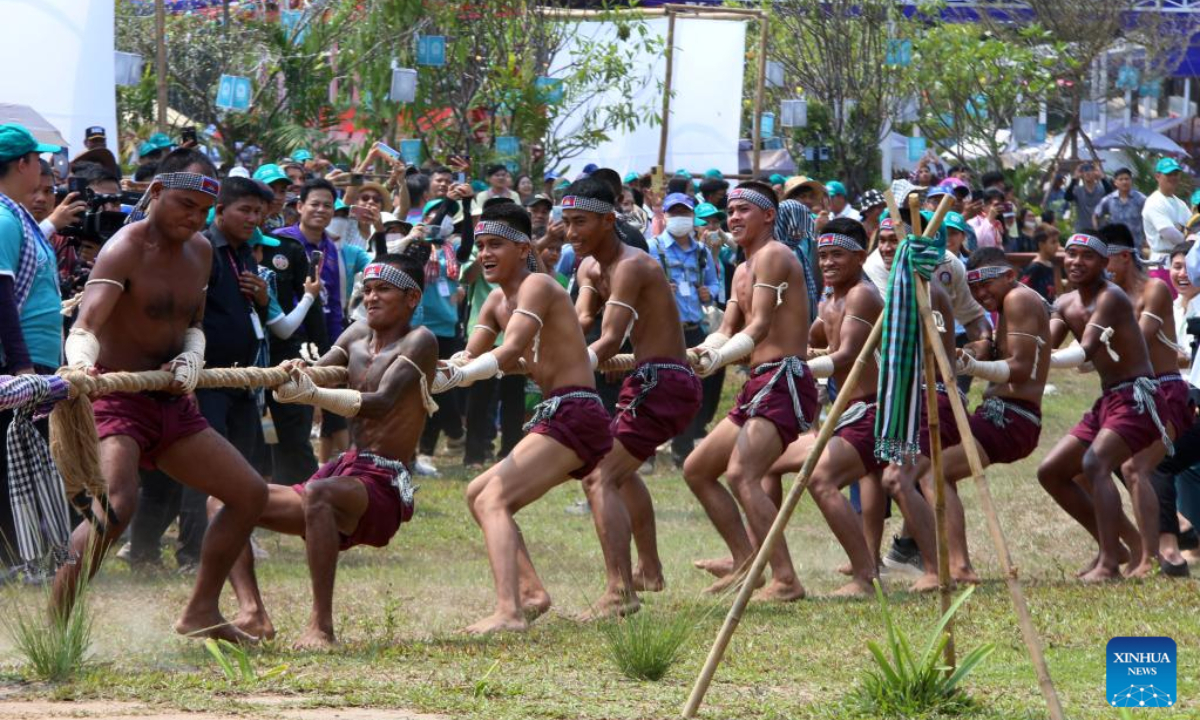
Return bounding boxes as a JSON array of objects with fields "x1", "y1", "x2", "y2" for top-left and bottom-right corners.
[
  {"x1": 682, "y1": 181, "x2": 814, "y2": 602},
  {"x1": 1038, "y1": 230, "x2": 1174, "y2": 582},
  {"x1": 566, "y1": 177, "x2": 702, "y2": 617},
  {"x1": 787, "y1": 219, "x2": 888, "y2": 595},
  {"x1": 55, "y1": 148, "x2": 268, "y2": 642},
  {"x1": 209, "y1": 253, "x2": 437, "y2": 648},
  {"x1": 923, "y1": 247, "x2": 1050, "y2": 583},
  {"x1": 440, "y1": 202, "x2": 611, "y2": 634}
]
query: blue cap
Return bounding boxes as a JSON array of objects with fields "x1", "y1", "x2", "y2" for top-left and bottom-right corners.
[
  {"x1": 1190, "y1": 189, "x2": 1200, "y2": 208},
  {"x1": 544, "y1": 170, "x2": 559, "y2": 182},
  {"x1": 253, "y1": 163, "x2": 289, "y2": 186},
  {"x1": 769, "y1": 173, "x2": 787, "y2": 185},
  {"x1": 926, "y1": 185, "x2": 951, "y2": 199},
  {"x1": 1156, "y1": 157, "x2": 1182, "y2": 174},
  {"x1": 582, "y1": 163, "x2": 599, "y2": 175},
  {"x1": 704, "y1": 168, "x2": 723, "y2": 180},
  {"x1": 624, "y1": 171, "x2": 640, "y2": 184},
  {"x1": 0, "y1": 124, "x2": 61, "y2": 161},
  {"x1": 248, "y1": 228, "x2": 281, "y2": 247},
  {"x1": 292, "y1": 149, "x2": 313, "y2": 163},
  {"x1": 663, "y1": 193, "x2": 696, "y2": 212},
  {"x1": 944, "y1": 211, "x2": 968, "y2": 233},
  {"x1": 674, "y1": 168, "x2": 690, "y2": 178},
  {"x1": 825, "y1": 180, "x2": 847, "y2": 197}
]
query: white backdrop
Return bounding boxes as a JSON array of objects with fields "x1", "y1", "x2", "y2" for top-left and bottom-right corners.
[
  {"x1": 550, "y1": 17, "x2": 746, "y2": 177},
  {"x1": 0, "y1": 0, "x2": 117, "y2": 155}
]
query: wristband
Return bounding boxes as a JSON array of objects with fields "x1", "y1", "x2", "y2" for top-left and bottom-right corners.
[
  {"x1": 808, "y1": 353, "x2": 835, "y2": 378},
  {"x1": 65, "y1": 327, "x2": 99, "y2": 369},
  {"x1": 1050, "y1": 342, "x2": 1085, "y2": 369}
]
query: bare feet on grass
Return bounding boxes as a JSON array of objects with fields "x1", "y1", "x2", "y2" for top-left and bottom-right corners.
[
  {"x1": 754, "y1": 578, "x2": 806, "y2": 602},
  {"x1": 522, "y1": 591, "x2": 552, "y2": 622},
  {"x1": 632, "y1": 563, "x2": 665, "y2": 592},
  {"x1": 835, "y1": 562, "x2": 853, "y2": 576},
  {"x1": 703, "y1": 569, "x2": 765, "y2": 595},
  {"x1": 693, "y1": 556, "x2": 734, "y2": 578},
  {"x1": 465, "y1": 612, "x2": 529, "y2": 635},
  {"x1": 293, "y1": 626, "x2": 338, "y2": 650},
  {"x1": 1123, "y1": 559, "x2": 1155, "y2": 578},
  {"x1": 1079, "y1": 564, "x2": 1122, "y2": 583},
  {"x1": 174, "y1": 611, "x2": 259, "y2": 645},
  {"x1": 831, "y1": 577, "x2": 875, "y2": 598},
  {"x1": 233, "y1": 610, "x2": 276, "y2": 641},
  {"x1": 909, "y1": 573, "x2": 944, "y2": 593},
  {"x1": 581, "y1": 591, "x2": 641, "y2": 620},
  {"x1": 1077, "y1": 543, "x2": 1132, "y2": 577}
]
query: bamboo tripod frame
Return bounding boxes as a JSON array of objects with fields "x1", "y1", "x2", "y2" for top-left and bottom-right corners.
[{"x1": 682, "y1": 195, "x2": 1065, "y2": 720}]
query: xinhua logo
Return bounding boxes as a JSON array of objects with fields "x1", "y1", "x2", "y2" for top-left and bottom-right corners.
[{"x1": 1107, "y1": 637, "x2": 1176, "y2": 708}]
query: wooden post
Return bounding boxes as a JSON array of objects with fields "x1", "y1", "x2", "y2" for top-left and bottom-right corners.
[
  {"x1": 908, "y1": 194, "x2": 956, "y2": 673},
  {"x1": 657, "y1": 10, "x2": 677, "y2": 172},
  {"x1": 911, "y1": 285, "x2": 1066, "y2": 720},
  {"x1": 682, "y1": 317, "x2": 884, "y2": 719},
  {"x1": 155, "y1": 0, "x2": 168, "y2": 132},
  {"x1": 751, "y1": 13, "x2": 769, "y2": 176}
]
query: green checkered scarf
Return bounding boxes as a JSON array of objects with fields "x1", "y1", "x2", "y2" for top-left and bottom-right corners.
[{"x1": 874, "y1": 232, "x2": 946, "y2": 464}]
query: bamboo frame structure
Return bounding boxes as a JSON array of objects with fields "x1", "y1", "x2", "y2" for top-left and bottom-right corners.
[{"x1": 682, "y1": 194, "x2": 1065, "y2": 720}]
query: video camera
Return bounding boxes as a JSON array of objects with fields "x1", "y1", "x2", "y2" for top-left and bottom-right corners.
[{"x1": 58, "y1": 188, "x2": 139, "y2": 246}]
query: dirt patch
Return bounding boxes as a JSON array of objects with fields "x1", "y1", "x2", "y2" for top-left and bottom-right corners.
[{"x1": 0, "y1": 699, "x2": 447, "y2": 720}]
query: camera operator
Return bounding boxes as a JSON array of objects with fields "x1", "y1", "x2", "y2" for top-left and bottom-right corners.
[{"x1": 51, "y1": 162, "x2": 126, "y2": 301}]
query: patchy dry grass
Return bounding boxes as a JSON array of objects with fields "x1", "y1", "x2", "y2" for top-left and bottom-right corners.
[{"x1": 0, "y1": 371, "x2": 1197, "y2": 718}]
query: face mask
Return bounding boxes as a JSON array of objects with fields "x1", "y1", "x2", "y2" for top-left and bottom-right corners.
[{"x1": 666, "y1": 216, "x2": 693, "y2": 237}]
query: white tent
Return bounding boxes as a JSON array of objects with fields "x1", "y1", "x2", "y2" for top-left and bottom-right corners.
[
  {"x1": 0, "y1": 0, "x2": 117, "y2": 155},
  {"x1": 1092, "y1": 124, "x2": 1190, "y2": 157}
]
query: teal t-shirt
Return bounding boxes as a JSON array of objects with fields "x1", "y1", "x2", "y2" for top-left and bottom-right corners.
[
  {"x1": 418, "y1": 242, "x2": 461, "y2": 338},
  {"x1": 0, "y1": 206, "x2": 61, "y2": 368}
]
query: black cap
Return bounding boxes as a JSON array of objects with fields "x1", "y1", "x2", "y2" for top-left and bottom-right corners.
[
  {"x1": 524, "y1": 193, "x2": 553, "y2": 208},
  {"x1": 85, "y1": 126, "x2": 106, "y2": 140}
]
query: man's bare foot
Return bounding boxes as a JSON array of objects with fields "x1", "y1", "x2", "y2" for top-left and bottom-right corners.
[
  {"x1": 174, "y1": 610, "x2": 259, "y2": 645},
  {"x1": 754, "y1": 578, "x2": 806, "y2": 602},
  {"x1": 464, "y1": 612, "x2": 529, "y2": 635},
  {"x1": 1123, "y1": 559, "x2": 1155, "y2": 578},
  {"x1": 1079, "y1": 565, "x2": 1121, "y2": 583},
  {"x1": 632, "y1": 566, "x2": 665, "y2": 592},
  {"x1": 521, "y1": 591, "x2": 552, "y2": 622},
  {"x1": 693, "y1": 556, "x2": 734, "y2": 578},
  {"x1": 835, "y1": 562, "x2": 853, "y2": 576},
  {"x1": 581, "y1": 591, "x2": 641, "y2": 620},
  {"x1": 910, "y1": 573, "x2": 944, "y2": 593},
  {"x1": 703, "y1": 569, "x2": 765, "y2": 595},
  {"x1": 952, "y1": 568, "x2": 982, "y2": 585},
  {"x1": 831, "y1": 578, "x2": 875, "y2": 597},
  {"x1": 293, "y1": 627, "x2": 337, "y2": 650},
  {"x1": 1077, "y1": 543, "x2": 1131, "y2": 577},
  {"x1": 233, "y1": 610, "x2": 276, "y2": 641}
]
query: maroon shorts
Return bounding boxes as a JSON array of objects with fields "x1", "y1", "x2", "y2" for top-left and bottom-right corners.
[
  {"x1": 526, "y1": 386, "x2": 613, "y2": 479},
  {"x1": 613, "y1": 358, "x2": 702, "y2": 461},
  {"x1": 968, "y1": 397, "x2": 1042, "y2": 465},
  {"x1": 93, "y1": 390, "x2": 209, "y2": 471},
  {"x1": 1069, "y1": 378, "x2": 1171, "y2": 456},
  {"x1": 918, "y1": 385, "x2": 962, "y2": 457},
  {"x1": 1158, "y1": 374, "x2": 1194, "y2": 435},
  {"x1": 727, "y1": 357, "x2": 818, "y2": 448},
  {"x1": 832, "y1": 394, "x2": 884, "y2": 475},
  {"x1": 292, "y1": 447, "x2": 413, "y2": 551}
]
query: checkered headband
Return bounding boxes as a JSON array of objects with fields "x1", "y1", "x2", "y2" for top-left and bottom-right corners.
[
  {"x1": 560, "y1": 195, "x2": 614, "y2": 214},
  {"x1": 158, "y1": 172, "x2": 220, "y2": 197},
  {"x1": 966, "y1": 265, "x2": 1010, "y2": 284},
  {"x1": 474, "y1": 221, "x2": 530, "y2": 244},
  {"x1": 1106, "y1": 243, "x2": 1136, "y2": 255},
  {"x1": 817, "y1": 232, "x2": 864, "y2": 252},
  {"x1": 727, "y1": 187, "x2": 774, "y2": 210},
  {"x1": 362, "y1": 263, "x2": 422, "y2": 292},
  {"x1": 1066, "y1": 233, "x2": 1108, "y2": 257}
]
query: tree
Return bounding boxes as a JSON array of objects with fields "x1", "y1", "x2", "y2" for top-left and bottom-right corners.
[
  {"x1": 338, "y1": 1, "x2": 660, "y2": 175},
  {"x1": 766, "y1": 0, "x2": 922, "y2": 193},
  {"x1": 909, "y1": 23, "x2": 1062, "y2": 170},
  {"x1": 116, "y1": 0, "x2": 368, "y2": 164}
]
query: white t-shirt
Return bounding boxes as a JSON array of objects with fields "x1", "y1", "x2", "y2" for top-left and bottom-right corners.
[
  {"x1": 864, "y1": 248, "x2": 986, "y2": 327},
  {"x1": 833, "y1": 204, "x2": 861, "y2": 221},
  {"x1": 1142, "y1": 190, "x2": 1190, "y2": 257}
]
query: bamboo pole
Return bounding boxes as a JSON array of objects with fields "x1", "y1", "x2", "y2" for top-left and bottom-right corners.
[
  {"x1": 657, "y1": 10, "x2": 676, "y2": 171},
  {"x1": 751, "y1": 13, "x2": 769, "y2": 176},
  {"x1": 155, "y1": 0, "x2": 167, "y2": 132},
  {"x1": 908, "y1": 195, "x2": 956, "y2": 673},
  {"x1": 682, "y1": 317, "x2": 883, "y2": 719},
  {"x1": 911, "y1": 287, "x2": 1066, "y2": 720},
  {"x1": 891, "y1": 192, "x2": 1065, "y2": 720},
  {"x1": 683, "y1": 202, "x2": 956, "y2": 719}
]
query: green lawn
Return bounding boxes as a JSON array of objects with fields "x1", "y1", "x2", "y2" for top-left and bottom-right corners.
[{"x1": 1, "y1": 370, "x2": 1196, "y2": 719}]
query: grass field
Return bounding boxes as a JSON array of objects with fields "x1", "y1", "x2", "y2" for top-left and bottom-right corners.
[{"x1": 0, "y1": 370, "x2": 1197, "y2": 719}]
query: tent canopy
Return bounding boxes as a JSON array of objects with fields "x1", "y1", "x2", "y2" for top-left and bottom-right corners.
[
  {"x1": 1092, "y1": 124, "x2": 1190, "y2": 157},
  {"x1": 0, "y1": 104, "x2": 68, "y2": 148}
]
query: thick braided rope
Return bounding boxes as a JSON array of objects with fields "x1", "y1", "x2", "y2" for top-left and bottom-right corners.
[{"x1": 58, "y1": 365, "x2": 347, "y2": 397}]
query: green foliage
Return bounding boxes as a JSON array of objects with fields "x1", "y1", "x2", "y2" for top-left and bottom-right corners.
[
  {"x1": 472, "y1": 659, "x2": 501, "y2": 699},
  {"x1": 204, "y1": 638, "x2": 287, "y2": 685},
  {"x1": 599, "y1": 606, "x2": 696, "y2": 681},
  {"x1": 911, "y1": 23, "x2": 1062, "y2": 169},
  {"x1": 2, "y1": 565, "x2": 94, "y2": 682},
  {"x1": 853, "y1": 581, "x2": 995, "y2": 718}
]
